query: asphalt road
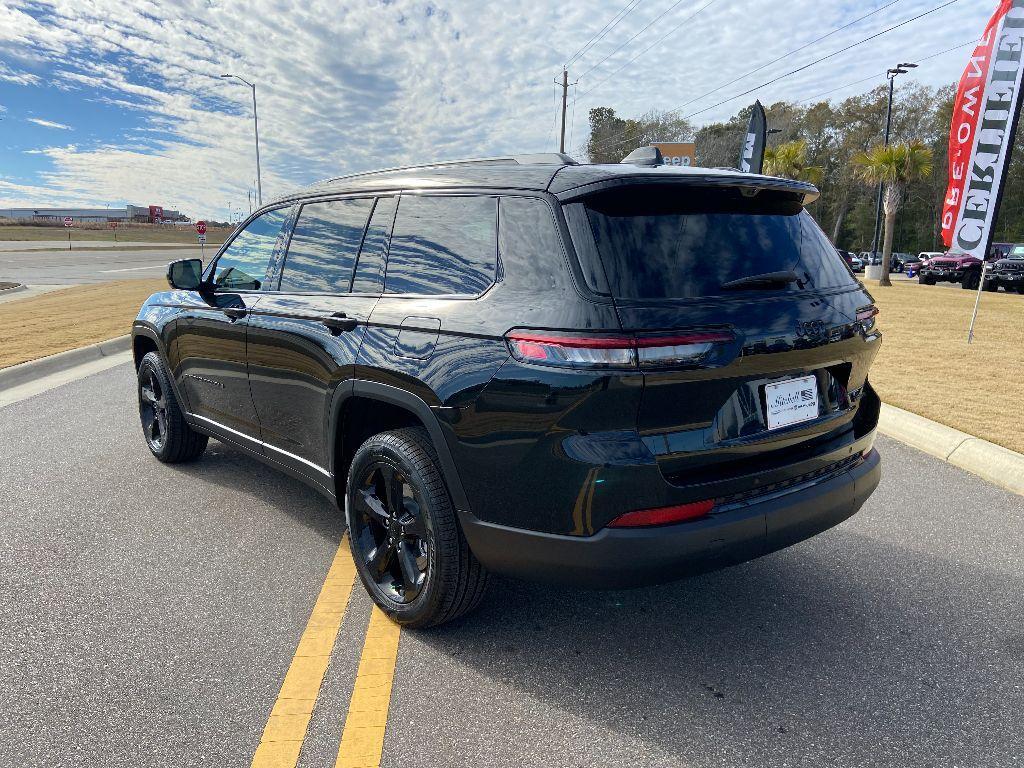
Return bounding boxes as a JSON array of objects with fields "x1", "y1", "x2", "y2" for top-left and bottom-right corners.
[
  {"x1": 0, "y1": 246, "x2": 204, "y2": 284},
  {"x1": 2, "y1": 363, "x2": 1022, "y2": 767}
]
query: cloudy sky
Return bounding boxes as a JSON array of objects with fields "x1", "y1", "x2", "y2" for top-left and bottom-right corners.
[{"x1": 0, "y1": 0, "x2": 992, "y2": 219}]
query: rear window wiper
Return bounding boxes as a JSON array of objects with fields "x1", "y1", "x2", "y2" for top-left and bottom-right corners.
[{"x1": 719, "y1": 270, "x2": 798, "y2": 291}]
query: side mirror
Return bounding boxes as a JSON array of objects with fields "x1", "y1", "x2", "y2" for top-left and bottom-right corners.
[{"x1": 167, "y1": 259, "x2": 204, "y2": 290}]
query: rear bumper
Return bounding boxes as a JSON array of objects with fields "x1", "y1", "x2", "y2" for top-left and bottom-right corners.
[{"x1": 460, "y1": 448, "x2": 880, "y2": 588}]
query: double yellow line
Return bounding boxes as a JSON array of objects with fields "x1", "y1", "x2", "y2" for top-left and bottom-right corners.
[{"x1": 251, "y1": 536, "x2": 402, "y2": 768}]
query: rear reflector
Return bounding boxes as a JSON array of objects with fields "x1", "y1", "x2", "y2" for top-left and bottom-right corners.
[
  {"x1": 607, "y1": 499, "x2": 715, "y2": 528},
  {"x1": 856, "y1": 305, "x2": 878, "y2": 331},
  {"x1": 506, "y1": 330, "x2": 733, "y2": 369}
]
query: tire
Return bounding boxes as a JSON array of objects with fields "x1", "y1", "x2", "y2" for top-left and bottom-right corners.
[
  {"x1": 919, "y1": 275, "x2": 935, "y2": 285},
  {"x1": 984, "y1": 281, "x2": 998, "y2": 292},
  {"x1": 961, "y1": 272, "x2": 980, "y2": 290},
  {"x1": 345, "y1": 427, "x2": 488, "y2": 628},
  {"x1": 137, "y1": 351, "x2": 208, "y2": 463}
]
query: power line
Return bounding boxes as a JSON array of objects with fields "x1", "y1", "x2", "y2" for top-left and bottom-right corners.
[
  {"x1": 669, "y1": 0, "x2": 905, "y2": 114},
  {"x1": 545, "y1": 78, "x2": 559, "y2": 149},
  {"x1": 797, "y1": 37, "x2": 979, "y2": 105},
  {"x1": 578, "y1": 0, "x2": 690, "y2": 81},
  {"x1": 587, "y1": 0, "x2": 962, "y2": 156},
  {"x1": 577, "y1": 0, "x2": 724, "y2": 100},
  {"x1": 565, "y1": 0, "x2": 646, "y2": 68},
  {"x1": 680, "y1": 0, "x2": 963, "y2": 120},
  {"x1": 569, "y1": 86, "x2": 579, "y2": 150}
]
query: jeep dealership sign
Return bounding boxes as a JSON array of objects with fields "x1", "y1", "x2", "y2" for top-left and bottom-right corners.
[{"x1": 942, "y1": 0, "x2": 1024, "y2": 258}]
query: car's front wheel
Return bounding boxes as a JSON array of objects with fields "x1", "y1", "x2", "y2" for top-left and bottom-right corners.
[
  {"x1": 137, "y1": 351, "x2": 208, "y2": 463},
  {"x1": 346, "y1": 427, "x2": 488, "y2": 628}
]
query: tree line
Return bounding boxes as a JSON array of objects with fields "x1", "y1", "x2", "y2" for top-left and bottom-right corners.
[{"x1": 586, "y1": 82, "x2": 1024, "y2": 255}]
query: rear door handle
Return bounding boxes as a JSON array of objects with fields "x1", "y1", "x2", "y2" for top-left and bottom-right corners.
[
  {"x1": 321, "y1": 312, "x2": 358, "y2": 334},
  {"x1": 222, "y1": 307, "x2": 247, "y2": 321}
]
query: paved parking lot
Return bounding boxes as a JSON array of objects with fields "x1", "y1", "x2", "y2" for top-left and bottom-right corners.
[
  {"x1": 2, "y1": 363, "x2": 1023, "y2": 767},
  {"x1": 0, "y1": 246, "x2": 203, "y2": 284}
]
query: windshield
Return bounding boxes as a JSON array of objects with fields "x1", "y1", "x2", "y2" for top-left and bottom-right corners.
[
  {"x1": 578, "y1": 186, "x2": 855, "y2": 300},
  {"x1": 1009, "y1": 245, "x2": 1024, "y2": 259}
]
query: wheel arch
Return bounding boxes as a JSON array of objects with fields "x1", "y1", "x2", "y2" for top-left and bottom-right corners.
[
  {"x1": 329, "y1": 380, "x2": 471, "y2": 512},
  {"x1": 132, "y1": 329, "x2": 160, "y2": 369}
]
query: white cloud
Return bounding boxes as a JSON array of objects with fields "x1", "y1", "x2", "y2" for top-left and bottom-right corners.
[
  {"x1": 0, "y1": 0, "x2": 995, "y2": 217},
  {"x1": 26, "y1": 117, "x2": 73, "y2": 130}
]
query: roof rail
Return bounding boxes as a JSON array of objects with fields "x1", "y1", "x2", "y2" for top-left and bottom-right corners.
[{"x1": 322, "y1": 153, "x2": 577, "y2": 185}]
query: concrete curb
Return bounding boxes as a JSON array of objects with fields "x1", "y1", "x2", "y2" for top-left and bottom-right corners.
[
  {"x1": 0, "y1": 335, "x2": 131, "y2": 391},
  {"x1": 878, "y1": 403, "x2": 1024, "y2": 497}
]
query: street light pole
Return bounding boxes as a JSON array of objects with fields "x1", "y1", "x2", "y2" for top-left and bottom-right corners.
[
  {"x1": 220, "y1": 73, "x2": 263, "y2": 207},
  {"x1": 870, "y1": 62, "x2": 917, "y2": 258}
]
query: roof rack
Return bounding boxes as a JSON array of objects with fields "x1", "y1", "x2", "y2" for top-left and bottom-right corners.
[{"x1": 322, "y1": 153, "x2": 577, "y2": 185}]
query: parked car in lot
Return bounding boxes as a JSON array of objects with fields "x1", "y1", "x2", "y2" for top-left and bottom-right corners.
[
  {"x1": 918, "y1": 252, "x2": 984, "y2": 288},
  {"x1": 891, "y1": 253, "x2": 914, "y2": 272},
  {"x1": 983, "y1": 242, "x2": 1024, "y2": 293},
  {"x1": 918, "y1": 251, "x2": 944, "y2": 268},
  {"x1": 899, "y1": 254, "x2": 923, "y2": 274},
  {"x1": 837, "y1": 249, "x2": 863, "y2": 273},
  {"x1": 132, "y1": 154, "x2": 882, "y2": 627},
  {"x1": 860, "y1": 251, "x2": 882, "y2": 266}
]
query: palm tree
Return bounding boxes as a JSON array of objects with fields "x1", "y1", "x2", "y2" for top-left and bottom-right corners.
[
  {"x1": 853, "y1": 140, "x2": 934, "y2": 287},
  {"x1": 763, "y1": 140, "x2": 824, "y2": 186}
]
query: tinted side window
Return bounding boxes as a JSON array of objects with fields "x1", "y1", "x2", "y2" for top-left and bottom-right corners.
[
  {"x1": 498, "y1": 197, "x2": 571, "y2": 291},
  {"x1": 213, "y1": 208, "x2": 289, "y2": 291},
  {"x1": 279, "y1": 198, "x2": 372, "y2": 293},
  {"x1": 351, "y1": 196, "x2": 397, "y2": 294},
  {"x1": 385, "y1": 195, "x2": 497, "y2": 295}
]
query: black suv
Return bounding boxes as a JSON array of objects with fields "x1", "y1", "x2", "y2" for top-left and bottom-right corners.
[
  {"x1": 132, "y1": 154, "x2": 882, "y2": 627},
  {"x1": 983, "y1": 243, "x2": 1024, "y2": 293}
]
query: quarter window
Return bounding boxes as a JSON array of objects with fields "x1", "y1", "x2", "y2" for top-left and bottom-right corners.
[
  {"x1": 351, "y1": 196, "x2": 397, "y2": 294},
  {"x1": 279, "y1": 198, "x2": 373, "y2": 293},
  {"x1": 212, "y1": 208, "x2": 289, "y2": 291},
  {"x1": 384, "y1": 195, "x2": 497, "y2": 295}
]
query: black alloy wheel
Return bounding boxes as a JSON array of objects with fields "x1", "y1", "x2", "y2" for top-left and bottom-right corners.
[
  {"x1": 350, "y1": 461, "x2": 429, "y2": 603},
  {"x1": 345, "y1": 428, "x2": 489, "y2": 627},
  {"x1": 136, "y1": 351, "x2": 208, "y2": 463},
  {"x1": 139, "y1": 365, "x2": 168, "y2": 453}
]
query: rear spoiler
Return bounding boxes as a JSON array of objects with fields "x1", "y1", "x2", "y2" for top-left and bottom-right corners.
[{"x1": 551, "y1": 172, "x2": 819, "y2": 206}]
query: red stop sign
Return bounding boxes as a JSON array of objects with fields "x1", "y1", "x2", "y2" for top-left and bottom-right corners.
[{"x1": 195, "y1": 221, "x2": 207, "y2": 235}]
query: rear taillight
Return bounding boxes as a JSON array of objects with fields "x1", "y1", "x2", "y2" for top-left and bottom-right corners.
[
  {"x1": 608, "y1": 499, "x2": 715, "y2": 528},
  {"x1": 856, "y1": 305, "x2": 878, "y2": 332},
  {"x1": 505, "y1": 330, "x2": 734, "y2": 370}
]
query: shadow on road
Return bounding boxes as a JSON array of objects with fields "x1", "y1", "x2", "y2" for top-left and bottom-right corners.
[{"x1": 411, "y1": 526, "x2": 1023, "y2": 765}]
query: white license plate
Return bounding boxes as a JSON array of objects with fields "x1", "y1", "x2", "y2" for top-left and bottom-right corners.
[{"x1": 765, "y1": 375, "x2": 819, "y2": 430}]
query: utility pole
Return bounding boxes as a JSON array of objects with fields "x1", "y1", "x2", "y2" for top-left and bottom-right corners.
[
  {"x1": 559, "y1": 69, "x2": 569, "y2": 154},
  {"x1": 221, "y1": 73, "x2": 263, "y2": 206},
  {"x1": 870, "y1": 62, "x2": 918, "y2": 260}
]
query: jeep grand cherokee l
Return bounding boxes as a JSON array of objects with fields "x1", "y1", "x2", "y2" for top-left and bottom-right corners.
[{"x1": 132, "y1": 154, "x2": 882, "y2": 627}]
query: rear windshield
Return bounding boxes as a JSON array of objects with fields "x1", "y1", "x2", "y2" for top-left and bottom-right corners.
[{"x1": 576, "y1": 186, "x2": 855, "y2": 300}]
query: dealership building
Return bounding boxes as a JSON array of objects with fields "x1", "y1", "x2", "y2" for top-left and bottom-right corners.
[{"x1": 0, "y1": 204, "x2": 187, "y2": 224}]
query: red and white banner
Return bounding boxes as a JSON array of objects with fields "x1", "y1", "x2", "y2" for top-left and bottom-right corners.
[{"x1": 942, "y1": 0, "x2": 1024, "y2": 258}]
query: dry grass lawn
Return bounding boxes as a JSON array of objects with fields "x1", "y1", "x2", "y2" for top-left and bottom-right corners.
[
  {"x1": 1, "y1": 275, "x2": 1021, "y2": 454},
  {"x1": 0, "y1": 279, "x2": 165, "y2": 369},
  {"x1": 0, "y1": 224, "x2": 229, "y2": 245},
  {"x1": 870, "y1": 279, "x2": 1024, "y2": 454}
]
